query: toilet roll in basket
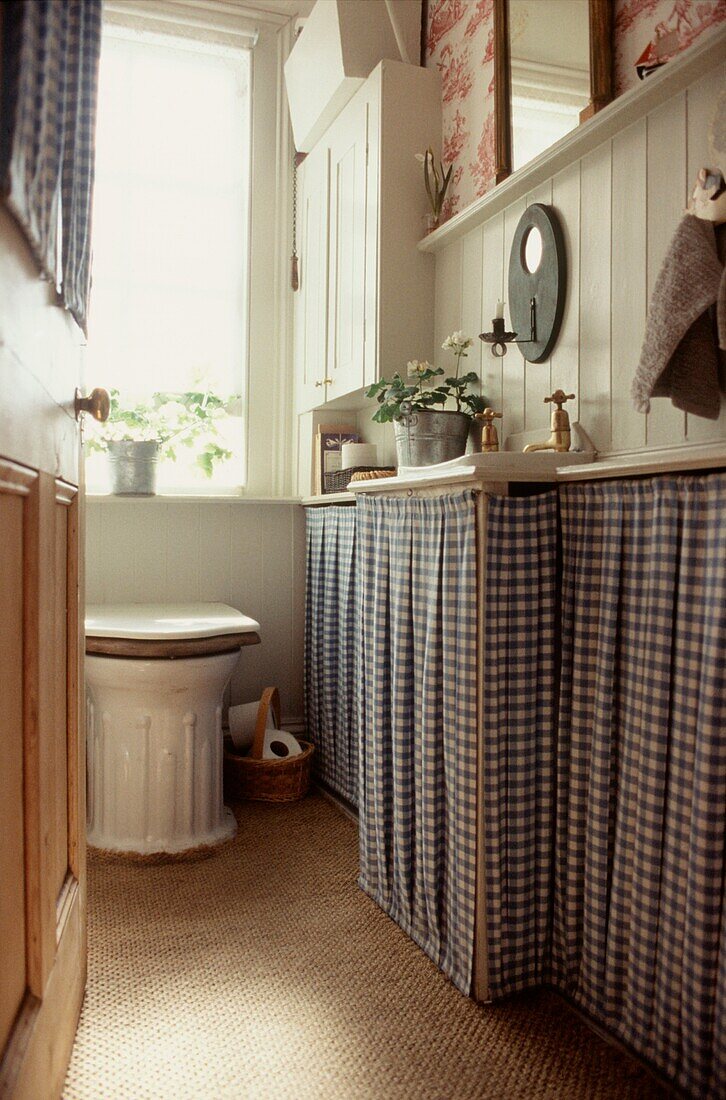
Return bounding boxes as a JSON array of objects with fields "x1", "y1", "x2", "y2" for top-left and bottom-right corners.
[
  {"x1": 223, "y1": 687, "x2": 313, "y2": 802},
  {"x1": 229, "y1": 695, "x2": 303, "y2": 759}
]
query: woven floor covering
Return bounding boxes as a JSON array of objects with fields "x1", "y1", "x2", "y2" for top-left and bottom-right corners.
[{"x1": 64, "y1": 795, "x2": 667, "y2": 1100}]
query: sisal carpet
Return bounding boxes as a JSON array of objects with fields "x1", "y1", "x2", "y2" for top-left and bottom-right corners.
[{"x1": 64, "y1": 795, "x2": 668, "y2": 1100}]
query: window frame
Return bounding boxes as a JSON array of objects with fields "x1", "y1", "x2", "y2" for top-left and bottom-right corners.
[{"x1": 88, "y1": 0, "x2": 294, "y2": 499}]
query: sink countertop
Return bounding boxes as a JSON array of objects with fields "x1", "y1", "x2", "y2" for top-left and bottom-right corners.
[
  {"x1": 348, "y1": 442, "x2": 596, "y2": 494},
  {"x1": 304, "y1": 442, "x2": 726, "y2": 503}
]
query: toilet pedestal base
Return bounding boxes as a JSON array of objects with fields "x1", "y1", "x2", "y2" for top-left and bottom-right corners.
[{"x1": 86, "y1": 651, "x2": 239, "y2": 855}]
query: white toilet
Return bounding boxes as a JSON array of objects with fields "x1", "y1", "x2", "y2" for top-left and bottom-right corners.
[{"x1": 85, "y1": 603, "x2": 260, "y2": 856}]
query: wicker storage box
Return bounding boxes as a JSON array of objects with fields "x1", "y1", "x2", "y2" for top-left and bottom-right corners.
[
  {"x1": 324, "y1": 465, "x2": 395, "y2": 493},
  {"x1": 223, "y1": 687, "x2": 313, "y2": 803}
]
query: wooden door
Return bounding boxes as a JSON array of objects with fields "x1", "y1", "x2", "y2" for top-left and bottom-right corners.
[
  {"x1": 295, "y1": 140, "x2": 331, "y2": 414},
  {"x1": 0, "y1": 202, "x2": 88, "y2": 1097},
  {"x1": 327, "y1": 94, "x2": 368, "y2": 401}
]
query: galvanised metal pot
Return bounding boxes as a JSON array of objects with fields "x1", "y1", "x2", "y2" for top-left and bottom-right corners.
[
  {"x1": 107, "y1": 440, "x2": 160, "y2": 496},
  {"x1": 393, "y1": 410, "x2": 471, "y2": 467}
]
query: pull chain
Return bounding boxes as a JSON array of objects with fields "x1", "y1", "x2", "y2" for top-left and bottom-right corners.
[
  {"x1": 291, "y1": 150, "x2": 302, "y2": 291},
  {"x1": 290, "y1": 21, "x2": 305, "y2": 292}
]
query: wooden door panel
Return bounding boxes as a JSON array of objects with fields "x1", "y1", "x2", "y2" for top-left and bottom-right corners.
[
  {"x1": 65, "y1": 489, "x2": 84, "y2": 886},
  {"x1": 0, "y1": 489, "x2": 27, "y2": 1053},
  {"x1": 25, "y1": 469, "x2": 60, "y2": 996},
  {"x1": 52, "y1": 496, "x2": 70, "y2": 903},
  {"x1": 0, "y1": 464, "x2": 85, "y2": 1099}
]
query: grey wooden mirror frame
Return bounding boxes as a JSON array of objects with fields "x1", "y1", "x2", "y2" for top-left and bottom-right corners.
[{"x1": 493, "y1": 0, "x2": 614, "y2": 185}]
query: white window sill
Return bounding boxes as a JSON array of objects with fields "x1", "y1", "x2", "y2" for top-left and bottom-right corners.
[{"x1": 86, "y1": 493, "x2": 302, "y2": 504}]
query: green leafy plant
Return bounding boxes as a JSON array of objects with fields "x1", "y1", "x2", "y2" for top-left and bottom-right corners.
[
  {"x1": 366, "y1": 334, "x2": 487, "y2": 424},
  {"x1": 85, "y1": 388, "x2": 240, "y2": 478}
]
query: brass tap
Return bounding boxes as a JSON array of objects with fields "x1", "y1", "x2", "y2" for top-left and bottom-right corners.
[
  {"x1": 475, "y1": 408, "x2": 503, "y2": 452},
  {"x1": 522, "y1": 390, "x2": 575, "y2": 453}
]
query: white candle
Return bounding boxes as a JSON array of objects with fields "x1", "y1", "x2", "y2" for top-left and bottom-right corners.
[{"x1": 495, "y1": 300, "x2": 505, "y2": 319}]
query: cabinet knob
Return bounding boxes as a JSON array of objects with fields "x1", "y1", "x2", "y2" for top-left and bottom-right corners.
[{"x1": 314, "y1": 378, "x2": 334, "y2": 388}]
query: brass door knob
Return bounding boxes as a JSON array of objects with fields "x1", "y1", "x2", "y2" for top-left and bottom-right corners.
[{"x1": 75, "y1": 387, "x2": 110, "y2": 423}]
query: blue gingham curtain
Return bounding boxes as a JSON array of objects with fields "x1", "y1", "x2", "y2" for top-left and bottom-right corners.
[
  {"x1": 305, "y1": 506, "x2": 359, "y2": 806},
  {"x1": 356, "y1": 492, "x2": 478, "y2": 995},
  {"x1": 554, "y1": 473, "x2": 726, "y2": 1099},
  {"x1": 0, "y1": 0, "x2": 102, "y2": 332},
  {"x1": 482, "y1": 492, "x2": 558, "y2": 998}
]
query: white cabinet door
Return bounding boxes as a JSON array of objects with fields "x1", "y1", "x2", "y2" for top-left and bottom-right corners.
[
  {"x1": 295, "y1": 141, "x2": 330, "y2": 414},
  {"x1": 326, "y1": 94, "x2": 368, "y2": 402}
]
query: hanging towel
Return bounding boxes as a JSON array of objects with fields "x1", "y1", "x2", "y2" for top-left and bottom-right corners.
[{"x1": 631, "y1": 215, "x2": 725, "y2": 420}]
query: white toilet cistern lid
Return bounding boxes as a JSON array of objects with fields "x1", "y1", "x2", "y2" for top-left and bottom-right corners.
[{"x1": 85, "y1": 603, "x2": 260, "y2": 641}]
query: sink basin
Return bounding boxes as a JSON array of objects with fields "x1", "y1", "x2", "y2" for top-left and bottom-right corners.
[{"x1": 397, "y1": 448, "x2": 594, "y2": 482}]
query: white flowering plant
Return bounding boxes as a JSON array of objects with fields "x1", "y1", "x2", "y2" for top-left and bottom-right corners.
[
  {"x1": 366, "y1": 334, "x2": 486, "y2": 423},
  {"x1": 85, "y1": 388, "x2": 241, "y2": 477},
  {"x1": 442, "y1": 331, "x2": 473, "y2": 376}
]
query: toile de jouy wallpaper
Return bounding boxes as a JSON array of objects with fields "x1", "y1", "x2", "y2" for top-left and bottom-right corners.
[{"x1": 424, "y1": 0, "x2": 726, "y2": 222}]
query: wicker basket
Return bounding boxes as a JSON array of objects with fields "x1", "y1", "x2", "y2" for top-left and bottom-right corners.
[
  {"x1": 323, "y1": 465, "x2": 395, "y2": 493},
  {"x1": 223, "y1": 687, "x2": 313, "y2": 803}
]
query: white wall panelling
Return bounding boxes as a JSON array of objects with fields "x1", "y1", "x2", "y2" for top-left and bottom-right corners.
[
  {"x1": 480, "y1": 213, "x2": 505, "y2": 414},
  {"x1": 431, "y1": 55, "x2": 726, "y2": 461},
  {"x1": 578, "y1": 142, "x2": 611, "y2": 454},
  {"x1": 611, "y1": 119, "x2": 647, "y2": 454},
  {"x1": 549, "y1": 161, "x2": 580, "y2": 420},
  {"x1": 461, "y1": 229, "x2": 484, "y2": 408},
  {"x1": 433, "y1": 237, "x2": 463, "y2": 374},
  {"x1": 501, "y1": 197, "x2": 527, "y2": 439},
  {"x1": 86, "y1": 500, "x2": 305, "y2": 725}
]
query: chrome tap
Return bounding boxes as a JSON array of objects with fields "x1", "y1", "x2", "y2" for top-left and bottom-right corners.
[{"x1": 522, "y1": 390, "x2": 575, "y2": 453}]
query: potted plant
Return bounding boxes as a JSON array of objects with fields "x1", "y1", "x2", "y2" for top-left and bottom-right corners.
[
  {"x1": 85, "y1": 388, "x2": 240, "y2": 495},
  {"x1": 366, "y1": 333, "x2": 487, "y2": 467}
]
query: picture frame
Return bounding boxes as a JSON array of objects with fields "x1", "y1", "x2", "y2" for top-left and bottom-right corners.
[{"x1": 314, "y1": 424, "x2": 359, "y2": 495}]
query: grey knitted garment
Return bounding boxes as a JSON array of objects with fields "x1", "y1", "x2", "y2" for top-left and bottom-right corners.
[{"x1": 632, "y1": 215, "x2": 725, "y2": 420}]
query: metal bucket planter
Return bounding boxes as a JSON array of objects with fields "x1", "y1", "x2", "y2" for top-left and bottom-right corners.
[
  {"x1": 393, "y1": 410, "x2": 471, "y2": 467},
  {"x1": 107, "y1": 440, "x2": 160, "y2": 496}
]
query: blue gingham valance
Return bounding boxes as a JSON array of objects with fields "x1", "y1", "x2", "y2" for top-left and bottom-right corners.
[
  {"x1": 356, "y1": 491, "x2": 479, "y2": 995},
  {"x1": 482, "y1": 491, "x2": 558, "y2": 998},
  {"x1": 305, "y1": 506, "x2": 359, "y2": 806},
  {"x1": 0, "y1": 0, "x2": 102, "y2": 332},
  {"x1": 554, "y1": 473, "x2": 726, "y2": 1099}
]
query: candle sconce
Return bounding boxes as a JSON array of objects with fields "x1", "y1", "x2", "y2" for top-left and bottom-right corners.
[
  {"x1": 480, "y1": 297, "x2": 536, "y2": 358},
  {"x1": 481, "y1": 204, "x2": 566, "y2": 363}
]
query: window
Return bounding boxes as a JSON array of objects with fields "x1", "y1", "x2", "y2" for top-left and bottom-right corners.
[{"x1": 86, "y1": 18, "x2": 252, "y2": 491}]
